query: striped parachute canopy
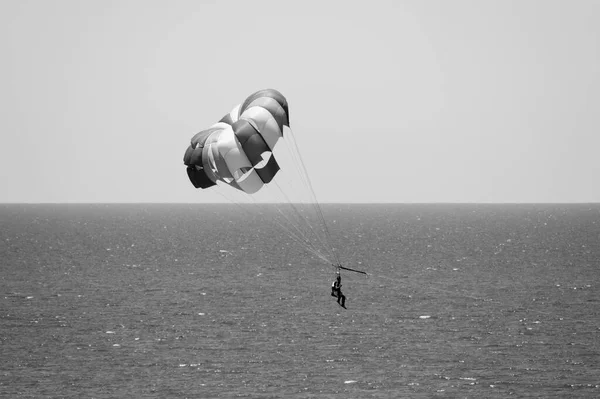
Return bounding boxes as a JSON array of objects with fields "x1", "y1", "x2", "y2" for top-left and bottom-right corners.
[{"x1": 183, "y1": 89, "x2": 290, "y2": 194}]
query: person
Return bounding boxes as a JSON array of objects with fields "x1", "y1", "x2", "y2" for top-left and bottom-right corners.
[{"x1": 331, "y1": 270, "x2": 346, "y2": 308}]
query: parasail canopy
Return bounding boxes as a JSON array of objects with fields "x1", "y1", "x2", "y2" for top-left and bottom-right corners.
[{"x1": 183, "y1": 89, "x2": 290, "y2": 194}]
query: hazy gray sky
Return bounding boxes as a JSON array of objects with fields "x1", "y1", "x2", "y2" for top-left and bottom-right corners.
[{"x1": 1, "y1": 0, "x2": 599, "y2": 203}]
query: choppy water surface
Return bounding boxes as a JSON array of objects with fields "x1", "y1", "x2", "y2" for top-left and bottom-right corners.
[{"x1": 1, "y1": 204, "x2": 599, "y2": 398}]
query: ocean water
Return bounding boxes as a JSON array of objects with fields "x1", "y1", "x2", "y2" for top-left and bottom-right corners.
[{"x1": 1, "y1": 204, "x2": 599, "y2": 398}]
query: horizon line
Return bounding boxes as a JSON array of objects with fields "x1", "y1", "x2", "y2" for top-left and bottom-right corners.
[{"x1": 1, "y1": 202, "x2": 599, "y2": 206}]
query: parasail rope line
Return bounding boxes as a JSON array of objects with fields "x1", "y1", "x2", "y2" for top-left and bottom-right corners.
[
  {"x1": 214, "y1": 188, "x2": 332, "y2": 263},
  {"x1": 269, "y1": 206, "x2": 332, "y2": 263},
  {"x1": 290, "y1": 167, "x2": 341, "y2": 263},
  {"x1": 286, "y1": 129, "x2": 342, "y2": 266},
  {"x1": 235, "y1": 186, "x2": 333, "y2": 264},
  {"x1": 280, "y1": 129, "x2": 340, "y2": 266},
  {"x1": 281, "y1": 127, "x2": 313, "y2": 191},
  {"x1": 274, "y1": 212, "x2": 331, "y2": 262},
  {"x1": 270, "y1": 136, "x2": 338, "y2": 264},
  {"x1": 211, "y1": 177, "x2": 337, "y2": 272},
  {"x1": 242, "y1": 193, "x2": 326, "y2": 260},
  {"x1": 277, "y1": 140, "x2": 329, "y2": 246},
  {"x1": 270, "y1": 180, "x2": 334, "y2": 259},
  {"x1": 265, "y1": 189, "x2": 313, "y2": 239},
  {"x1": 246, "y1": 182, "x2": 333, "y2": 262}
]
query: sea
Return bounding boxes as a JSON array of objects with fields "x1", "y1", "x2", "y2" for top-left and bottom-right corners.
[{"x1": 1, "y1": 203, "x2": 599, "y2": 398}]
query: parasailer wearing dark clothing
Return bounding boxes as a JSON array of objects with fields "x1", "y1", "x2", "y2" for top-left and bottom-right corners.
[{"x1": 331, "y1": 270, "x2": 346, "y2": 308}]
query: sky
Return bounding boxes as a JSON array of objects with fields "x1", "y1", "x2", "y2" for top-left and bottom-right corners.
[{"x1": 1, "y1": 0, "x2": 599, "y2": 203}]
